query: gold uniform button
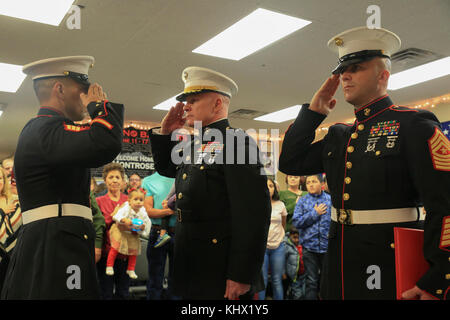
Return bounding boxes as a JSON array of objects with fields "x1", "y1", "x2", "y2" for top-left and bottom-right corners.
[
  {"x1": 328, "y1": 152, "x2": 332, "y2": 156},
  {"x1": 375, "y1": 151, "x2": 381, "y2": 156},
  {"x1": 200, "y1": 165, "x2": 205, "y2": 170},
  {"x1": 390, "y1": 243, "x2": 395, "y2": 249},
  {"x1": 351, "y1": 132, "x2": 358, "y2": 139},
  {"x1": 343, "y1": 193, "x2": 350, "y2": 201},
  {"x1": 347, "y1": 146, "x2": 354, "y2": 153},
  {"x1": 436, "y1": 289, "x2": 443, "y2": 295},
  {"x1": 346, "y1": 162, "x2": 352, "y2": 169},
  {"x1": 182, "y1": 173, "x2": 187, "y2": 180},
  {"x1": 364, "y1": 108, "x2": 371, "y2": 116},
  {"x1": 84, "y1": 234, "x2": 88, "y2": 240},
  {"x1": 345, "y1": 177, "x2": 351, "y2": 184},
  {"x1": 178, "y1": 193, "x2": 183, "y2": 199},
  {"x1": 358, "y1": 124, "x2": 365, "y2": 131},
  {"x1": 445, "y1": 274, "x2": 450, "y2": 280},
  {"x1": 212, "y1": 239, "x2": 218, "y2": 244}
]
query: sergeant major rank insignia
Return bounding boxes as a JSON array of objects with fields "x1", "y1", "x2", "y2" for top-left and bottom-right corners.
[{"x1": 428, "y1": 127, "x2": 450, "y2": 172}]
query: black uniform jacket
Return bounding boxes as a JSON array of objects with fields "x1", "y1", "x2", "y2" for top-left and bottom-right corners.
[
  {"x1": 149, "y1": 119, "x2": 271, "y2": 299},
  {"x1": 279, "y1": 95, "x2": 449, "y2": 299},
  {"x1": 1, "y1": 100, "x2": 123, "y2": 299}
]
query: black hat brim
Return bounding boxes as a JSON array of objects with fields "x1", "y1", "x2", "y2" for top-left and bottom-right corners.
[
  {"x1": 176, "y1": 89, "x2": 231, "y2": 102},
  {"x1": 332, "y1": 50, "x2": 390, "y2": 74}
]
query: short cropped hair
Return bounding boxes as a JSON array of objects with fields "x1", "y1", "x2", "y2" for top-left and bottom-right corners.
[
  {"x1": 289, "y1": 226, "x2": 299, "y2": 236},
  {"x1": 306, "y1": 174, "x2": 324, "y2": 183}
]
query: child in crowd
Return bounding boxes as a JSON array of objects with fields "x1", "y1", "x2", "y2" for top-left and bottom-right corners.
[
  {"x1": 258, "y1": 178, "x2": 287, "y2": 300},
  {"x1": 106, "y1": 188, "x2": 151, "y2": 279},
  {"x1": 284, "y1": 227, "x2": 306, "y2": 300},
  {"x1": 292, "y1": 174, "x2": 331, "y2": 300}
]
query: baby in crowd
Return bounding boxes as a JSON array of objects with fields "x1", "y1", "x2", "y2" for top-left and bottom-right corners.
[{"x1": 106, "y1": 188, "x2": 151, "y2": 279}]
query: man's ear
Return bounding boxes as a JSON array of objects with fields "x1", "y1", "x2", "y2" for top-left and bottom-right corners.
[
  {"x1": 213, "y1": 96, "x2": 222, "y2": 113},
  {"x1": 53, "y1": 81, "x2": 64, "y2": 97},
  {"x1": 379, "y1": 69, "x2": 390, "y2": 85}
]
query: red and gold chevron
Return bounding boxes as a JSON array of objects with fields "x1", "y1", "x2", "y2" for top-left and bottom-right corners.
[
  {"x1": 91, "y1": 118, "x2": 113, "y2": 130},
  {"x1": 440, "y1": 216, "x2": 450, "y2": 251}
]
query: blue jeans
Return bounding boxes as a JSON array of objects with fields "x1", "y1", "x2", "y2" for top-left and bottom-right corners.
[
  {"x1": 258, "y1": 242, "x2": 285, "y2": 300},
  {"x1": 96, "y1": 256, "x2": 130, "y2": 300},
  {"x1": 146, "y1": 227, "x2": 178, "y2": 300},
  {"x1": 288, "y1": 274, "x2": 306, "y2": 300},
  {"x1": 303, "y1": 249, "x2": 325, "y2": 300}
]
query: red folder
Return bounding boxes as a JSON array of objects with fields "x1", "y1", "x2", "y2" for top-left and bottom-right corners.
[{"x1": 394, "y1": 227, "x2": 430, "y2": 300}]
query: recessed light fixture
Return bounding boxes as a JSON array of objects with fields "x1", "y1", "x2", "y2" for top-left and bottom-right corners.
[
  {"x1": 254, "y1": 105, "x2": 302, "y2": 123},
  {"x1": 0, "y1": 62, "x2": 26, "y2": 93},
  {"x1": 0, "y1": 0, "x2": 75, "y2": 26},
  {"x1": 388, "y1": 57, "x2": 450, "y2": 90},
  {"x1": 192, "y1": 8, "x2": 311, "y2": 61},
  {"x1": 152, "y1": 95, "x2": 180, "y2": 110}
]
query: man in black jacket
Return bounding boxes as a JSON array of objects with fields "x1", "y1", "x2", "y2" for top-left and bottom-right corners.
[
  {"x1": 1, "y1": 56, "x2": 124, "y2": 299},
  {"x1": 149, "y1": 66, "x2": 271, "y2": 300},
  {"x1": 279, "y1": 27, "x2": 450, "y2": 300}
]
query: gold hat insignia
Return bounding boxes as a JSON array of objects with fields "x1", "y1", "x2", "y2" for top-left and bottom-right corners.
[{"x1": 335, "y1": 37, "x2": 344, "y2": 47}]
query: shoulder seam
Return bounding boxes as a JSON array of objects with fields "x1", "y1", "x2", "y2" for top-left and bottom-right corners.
[{"x1": 390, "y1": 105, "x2": 419, "y2": 113}]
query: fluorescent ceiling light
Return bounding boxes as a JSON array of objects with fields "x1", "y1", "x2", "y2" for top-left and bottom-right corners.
[
  {"x1": 152, "y1": 95, "x2": 180, "y2": 110},
  {"x1": 254, "y1": 105, "x2": 302, "y2": 123},
  {"x1": 0, "y1": 62, "x2": 26, "y2": 93},
  {"x1": 388, "y1": 57, "x2": 450, "y2": 90},
  {"x1": 0, "y1": 0, "x2": 75, "y2": 26},
  {"x1": 0, "y1": 110, "x2": 3, "y2": 118},
  {"x1": 192, "y1": 8, "x2": 311, "y2": 61}
]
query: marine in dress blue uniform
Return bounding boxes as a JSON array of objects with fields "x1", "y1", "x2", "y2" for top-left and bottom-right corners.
[
  {"x1": 1, "y1": 56, "x2": 124, "y2": 299},
  {"x1": 149, "y1": 67, "x2": 271, "y2": 299},
  {"x1": 279, "y1": 27, "x2": 450, "y2": 300}
]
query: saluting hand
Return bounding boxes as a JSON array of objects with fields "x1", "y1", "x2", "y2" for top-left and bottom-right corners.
[
  {"x1": 80, "y1": 83, "x2": 108, "y2": 107},
  {"x1": 309, "y1": 74, "x2": 340, "y2": 116},
  {"x1": 160, "y1": 102, "x2": 186, "y2": 135}
]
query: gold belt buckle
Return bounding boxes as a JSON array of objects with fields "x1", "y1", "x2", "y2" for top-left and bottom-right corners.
[
  {"x1": 176, "y1": 208, "x2": 182, "y2": 222},
  {"x1": 338, "y1": 209, "x2": 353, "y2": 225}
]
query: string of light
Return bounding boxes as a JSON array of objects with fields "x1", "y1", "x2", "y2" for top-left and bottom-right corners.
[{"x1": 315, "y1": 93, "x2": 450, "y2": 134}]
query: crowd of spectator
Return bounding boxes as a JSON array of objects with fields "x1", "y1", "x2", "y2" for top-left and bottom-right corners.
[{"x1": 0, "y1": 154, "x2": 331, "y2": 300}]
